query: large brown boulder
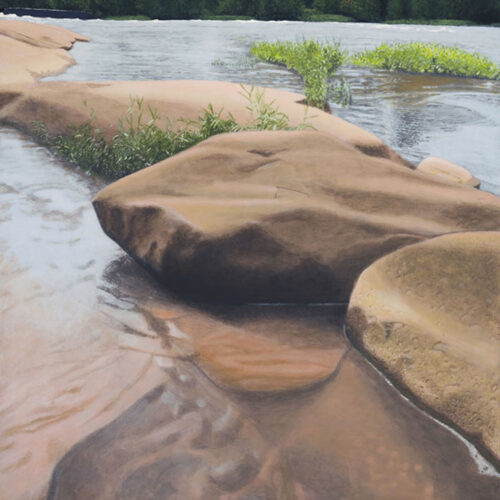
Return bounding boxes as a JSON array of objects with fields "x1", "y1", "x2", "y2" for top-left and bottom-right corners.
[
  {"x1": 0, "y1": 19, "x2": 88, "y2": 84},
  {"x1": 93, "y1": 130, "x2": 500, "y2": 303},
  {"x1": 346, "y1": 232, "x2": 500, "y2": 466}
]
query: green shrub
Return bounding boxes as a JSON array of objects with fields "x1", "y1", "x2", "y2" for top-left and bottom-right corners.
[
  {"x1": 31, "y1": 87, "x2": 312, "y2": 179},
  {"x1": 351, "y1": 42, "x2": 500, "y2": 79},
  {"x1": 251, "y1": 39, "x2": 347, "y2": 108}
]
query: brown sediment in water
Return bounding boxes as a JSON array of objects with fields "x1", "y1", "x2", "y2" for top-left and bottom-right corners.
[{"x1": 45, "y1": 303, "x2": 500, "y2": 499}]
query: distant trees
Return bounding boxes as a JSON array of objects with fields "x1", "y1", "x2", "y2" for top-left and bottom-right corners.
[
  {"x1": 217, "y1": 0, "x2": 304, "y2": 19},
  {"x1": 0, "y1": 0, "x2": 499, "y2": 22},
  {"x1": 387, "y1": 0, "x2": 500, "y2": 22}
]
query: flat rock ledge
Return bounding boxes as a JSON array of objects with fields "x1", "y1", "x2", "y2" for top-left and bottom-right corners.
[
  {"x1": 0, "y1": 78, "x2": 411, "y2": 166},
  {"x1": 93, "y1": 130, "x2": 500, "y2": 303},
  {"x1": 0, "y1": 19, "x2": 89, "y2": 84},
  {"x1": 346, "y1": 231, "x2": 500, "y2": 467}
]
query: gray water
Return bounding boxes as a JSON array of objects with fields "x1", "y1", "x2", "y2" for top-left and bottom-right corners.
[{"x1": 11, "y1": 16, "x2": 499, "y2": 194}]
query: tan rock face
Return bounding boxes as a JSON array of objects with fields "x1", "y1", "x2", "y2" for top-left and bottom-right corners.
[
  {"x1": 93, "y1": 130, "x2": 500, "y2": 303},
  {"x1": 0, "y1": 79, "x2": 410, "y2": 166},
  {"x1": 417, "y1": 156, "x2": 481, "y2": 188},
  {"x1": 346, "y1": 232, "x2": 500, "y2": 466},
  {"x1": 0, "y1": 20, "x2": 89, "y2": 84}
]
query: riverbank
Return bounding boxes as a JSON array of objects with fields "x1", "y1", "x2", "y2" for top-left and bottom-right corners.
[{"x1": 1, "y1": 18, "x2": 499, "y2": 499}]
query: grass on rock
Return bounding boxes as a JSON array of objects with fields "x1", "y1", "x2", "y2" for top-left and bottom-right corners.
[
  {"x1": 250, "y1": 40, "x2": 349, "y2": 109},
  {"x1": 351, "y1": 42, "x2": 500, "y2": 79},
  {"x1": 32, "y1": 86, "x2": 312, "y2": 180}
]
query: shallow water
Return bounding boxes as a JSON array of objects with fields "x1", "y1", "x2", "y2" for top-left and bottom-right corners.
[
  {"x1": 11, "y1": 16, "x2": 500, "y2": 194},
  {"x1": 0, "y1": 127, "x2": 171, "y2": 499}
]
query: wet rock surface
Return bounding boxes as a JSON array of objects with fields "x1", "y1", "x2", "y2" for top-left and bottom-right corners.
[
  {"x1": 93, "y1": 130, "x2": 500, "y2": 303},
  {"x1": 346, "y1": 232, "x2": 500, "y2": 467}
]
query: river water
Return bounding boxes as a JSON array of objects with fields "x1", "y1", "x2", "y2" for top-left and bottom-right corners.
[
  {"x1": 1, "y1": 15, "x2": 500, "y2": 500},
  {"x1": 28, "y1": 17, "x2": 500, "y2": 195}
]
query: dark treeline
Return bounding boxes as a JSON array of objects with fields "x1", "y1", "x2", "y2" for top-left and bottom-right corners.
[{"x1": 1, "y1": 0, "x2": 499, "y2": 23}]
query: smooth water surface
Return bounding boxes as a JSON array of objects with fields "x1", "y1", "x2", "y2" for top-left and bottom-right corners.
[
  {"x1": 0, "y1": 127, "x2": 172, "y2": 499},
  {"x1": 18, "y1": 16, "x2": 500, "y2": 194}
]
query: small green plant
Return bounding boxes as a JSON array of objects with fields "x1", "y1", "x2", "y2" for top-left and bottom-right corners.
[
  {"x1": 351, "y1": 42, "x2": 500, "y2": 79},
  {"x1": 327, "y1": 77, "x2": 352, "y2": 107},
  {"x1": 32, "y1": 86, "x2": 312, "y2": 179},
  {"x1": 250, "y1": 39, "x2": 348, "y2": 109},
  {"x1": 211, "y1": 58, "x2": 227, "y2": 66}
]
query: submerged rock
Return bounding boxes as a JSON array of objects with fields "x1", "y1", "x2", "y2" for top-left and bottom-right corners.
[
  {"x1": 417, "y1": 156, "x2": 480, "y2": 188},
  {"x1": 159, "y1": 305, "x2": 348, "y2": 393},
  {"x1": 346, "y1": 231, "x2": 500, "y2": 466},
  {"x1": 93, "y1": 130, "x2": 500, "y2": 303},
  {"x1": 47, "y1": 306, "x2": 500, "y2": 500}
]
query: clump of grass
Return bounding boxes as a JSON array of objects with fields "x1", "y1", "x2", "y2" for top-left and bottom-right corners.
[
  {"x1": 250, "y1": 39, "x2": 348, "y2": 109},
  {"x1": 351, "y1": 42, "x2": 500, "y2": 79},
  {"x1": 32, "y1": 86, "x2": 312, "y2": 179}
]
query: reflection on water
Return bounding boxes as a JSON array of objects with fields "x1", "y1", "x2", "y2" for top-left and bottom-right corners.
[
  {"x1": 0, "y1": 128, "x2": 171, "y2": 500},
  {"x1": 23, "y1": 16, "x2": 500, "y2": 194}
]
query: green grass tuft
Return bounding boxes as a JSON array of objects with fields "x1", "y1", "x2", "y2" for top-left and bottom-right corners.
[
  {"x1": 250, "y1": 39, "x2": 347, "y2": 109},
  {"x1": 351, "y1": 42, "x2": 500, "y2": 79},
  {"x1": 31, "y1": 87, "x2": 312, "y2": 180}
]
